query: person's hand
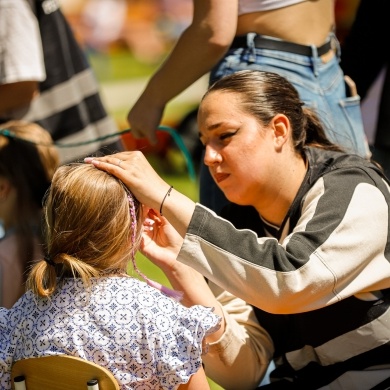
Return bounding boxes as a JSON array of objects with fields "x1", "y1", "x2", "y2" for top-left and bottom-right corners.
[
  {"x1": 85, "y1": 150, "x2": 196, "y2": 238},
  {"x1": 127, "y1": 96, "x2": 165, "y2": 145},
  {"x1": 85, "y1": 151, "x2": 170, "y2": 211},
  {"x1": 141, "y1": 208, "x2": 183, "y2": 274}
]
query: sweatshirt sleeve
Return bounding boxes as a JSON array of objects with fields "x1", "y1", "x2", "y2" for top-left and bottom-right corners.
[
  {"x1": 202, "y1": 282, "x2": 274, "y2": 390},
  {"x1": 178, "y1": 168, "x2": 390, "y2": 313}
]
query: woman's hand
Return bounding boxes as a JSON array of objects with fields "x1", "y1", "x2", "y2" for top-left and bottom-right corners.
[
  {"x1": 141, "y1": 208, "x2": 183, "y2": 274},
  {"x1": 85, "y1": 151, "x2": 170, "y2": 211},
  {"x1": 85, "y1": 151, "x2": 196, "y2": 238},
  {"x1": 127, "y1": 96, "x2": 165, "y2": 145}
]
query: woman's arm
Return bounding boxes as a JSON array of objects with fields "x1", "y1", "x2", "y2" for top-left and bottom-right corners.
[
  {"x1": 87, "y1": 153, "x2": 390, "y2": 314},
  {"x1": 0, "y1": 82, "x2": 39, "y2": 115},
  {"x1": 178, "y1": 171, "x2": 390, "y2": 313},
  {"x1": 203, "y1": 283, "x2": 273, "y2": 390},
  {"x1": 141, "y1": 209, "x2": 273, "y2": 389},
  {"x1": 127, "y1": 0, "x2": 238, "y2": 143},
  {"x1": 141, "y1": 208, "x2": 225, "y2": 341}
]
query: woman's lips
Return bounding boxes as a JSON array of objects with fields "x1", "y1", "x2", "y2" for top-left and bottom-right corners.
[{"x1": 214, "y1": 172, "x2": 229, "y2": 183}]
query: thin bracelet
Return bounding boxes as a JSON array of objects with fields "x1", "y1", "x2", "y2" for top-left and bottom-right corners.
[{"x1": 160, "y1": 185, "x2": 173, "y2": 216}]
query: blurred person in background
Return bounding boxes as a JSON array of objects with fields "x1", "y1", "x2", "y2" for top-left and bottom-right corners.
[
  {"x1": 0, "y1": 120, "x2": 59, "y2": 309},
  {"x1": 81, "y1": 0, "x2": 128, "y2": 54},
  {"x1": 126, "y1": 0, "x2": 369, "y2": 214},
  {"x1": 341, "y1": 0, "x2": 390, "y2": 177},
  {"x1": 0, "y1": 0, "x2": 122, "y2": 164}
]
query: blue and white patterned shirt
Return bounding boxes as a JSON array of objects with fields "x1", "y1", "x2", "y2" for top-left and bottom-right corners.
[{"x1": 0, "y1": 277, "x2": 220, "y2": 389}]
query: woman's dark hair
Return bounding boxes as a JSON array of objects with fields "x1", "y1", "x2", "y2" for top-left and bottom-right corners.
[{"x1": 203, "y1": 70, "x2": 344, "y2": 154}]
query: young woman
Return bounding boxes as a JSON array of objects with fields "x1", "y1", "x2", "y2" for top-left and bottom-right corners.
[
  {"x1": 0, "y1": 120, "x2": 59, "y2": 308},
  {"x1": 87, "y1": 70, "x2": 390, "y2": 389},
  {"x1": 0, "y1": 163, "x2": 220, "y2": 390}
]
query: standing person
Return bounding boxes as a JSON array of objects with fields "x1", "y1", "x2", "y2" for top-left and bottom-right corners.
[
  {"x1": 0, "y1": 120, "x2": 59, "y2": 309},
  {"x1": 87, "y1": 70, "x2": 390, "y2": 389},
  {"x1": 0, "y1": 163, "x2": 220, "y2": 390},
  {"x1": 341, "y1": 0, "x2": 390, "y2": 176},
  {"x1": 127, "y1": 0, "x2": 369, "y2": 213},
  {"x1": 0, "y1": 0, "x2": 122, "y2": 164}
]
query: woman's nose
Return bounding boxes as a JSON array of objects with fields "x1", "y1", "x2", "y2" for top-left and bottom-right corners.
[{"x1": 203, "y1": 144, "x2": 222, "y2": 166}]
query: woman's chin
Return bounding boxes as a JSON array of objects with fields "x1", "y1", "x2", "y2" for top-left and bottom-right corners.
[{"x1": 224, "y1": 191, "x2": 248, "y2": 206}]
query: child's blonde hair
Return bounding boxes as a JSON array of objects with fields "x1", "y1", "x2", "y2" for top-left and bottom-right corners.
[
  {"x1": 27, "y1": 163, "x2": 141, "y2": 297},
  {"x1": 27, "y1": 163, "x2": 183, "y2": 301}
]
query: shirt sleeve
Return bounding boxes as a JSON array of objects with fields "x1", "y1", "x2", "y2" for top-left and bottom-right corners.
[
  {"x1": 0, "y1": 0, "x2": 46, "y2": 84},
  {"x1": 156, "y1": 301, "x2": 221, "y2": 390},
  {"x1": 178, "y1": 167, "x2": 390, "y2": 314},
  {"x1": 202, "y1": 281, "x2": 274, "y2": 390},
  {"x1": 0, "y1": 307, "x2": 11, "y2": 384}
]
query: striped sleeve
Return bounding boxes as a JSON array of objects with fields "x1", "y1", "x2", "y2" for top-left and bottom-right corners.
[{"x1": 178, "y1": 167, "x2": 390, "y2": 314}]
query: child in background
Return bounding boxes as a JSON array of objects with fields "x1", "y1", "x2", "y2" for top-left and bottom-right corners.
[{"x1": 0, "y1": 120, "x2": 59, "y2": 308}]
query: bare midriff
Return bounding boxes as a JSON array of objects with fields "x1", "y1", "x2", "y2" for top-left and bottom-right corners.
[{"x1": 236, "y1": 0, "x2": 334, "y2": 46}]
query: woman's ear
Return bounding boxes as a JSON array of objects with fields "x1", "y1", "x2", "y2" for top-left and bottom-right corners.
[{"x1": 271, "y1": 114, "x2": 290, "y2": 151}]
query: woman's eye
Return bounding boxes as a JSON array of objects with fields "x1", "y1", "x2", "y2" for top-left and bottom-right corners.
[{"x1": 220, "y1": 131, "x2": 236, "y2": 141}]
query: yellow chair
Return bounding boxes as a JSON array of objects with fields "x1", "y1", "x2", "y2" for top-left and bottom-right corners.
[{"x1": 11, "y1": 355, "x2": 120, "y2": 390}]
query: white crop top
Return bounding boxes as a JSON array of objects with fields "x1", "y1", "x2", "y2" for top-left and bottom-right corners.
[{"x1": 238, "y1": 0, "x2": 307, "y2": 15}]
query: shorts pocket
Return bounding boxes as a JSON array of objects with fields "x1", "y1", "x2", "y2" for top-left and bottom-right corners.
[{"x1": 339, "y1": 95, "x2": 370, "y2": 158}]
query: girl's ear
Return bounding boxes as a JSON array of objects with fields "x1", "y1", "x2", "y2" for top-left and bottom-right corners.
[{"x1": 271, "y1": 114, "x2": 290, "y2": 150}]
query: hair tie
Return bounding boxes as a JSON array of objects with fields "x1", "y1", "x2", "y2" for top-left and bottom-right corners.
[{"x1": 44, "y1": 254, "x2": 56, "y2": 267}]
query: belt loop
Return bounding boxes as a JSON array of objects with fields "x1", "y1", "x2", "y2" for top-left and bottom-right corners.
[
  {"x1": 247, "y1": 32, "x2": 256, "y2": 63},
  {"x1": 310, "y1": 44, "x2": 319, "y2": 77},
  {"x1": 329, "y1": 31, "x2": 341, "y2": 59}
]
